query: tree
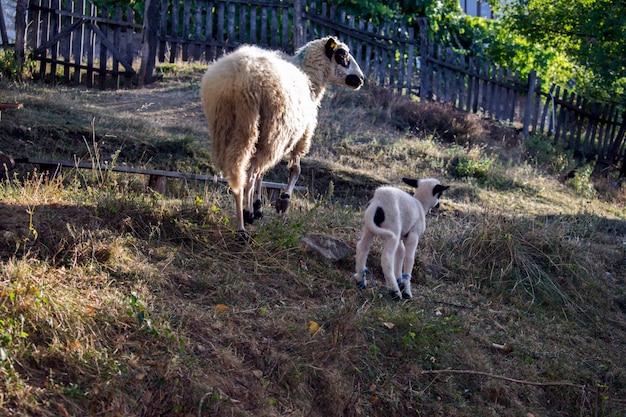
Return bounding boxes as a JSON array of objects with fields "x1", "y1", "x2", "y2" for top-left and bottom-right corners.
[{"x1": 502, "y1": 0, "x2": 626, "y2": 104}]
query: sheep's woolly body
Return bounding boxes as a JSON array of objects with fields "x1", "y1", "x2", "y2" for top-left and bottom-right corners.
[
  {"x1": 201, "y1": 46, "x2": 318, "y2": 192},
  {"x1": 200, "y1": 37, "x2": 363, "y2": 233},
  {"x1": 354, "y1": 178, "x2": 448, "y2": 299}
]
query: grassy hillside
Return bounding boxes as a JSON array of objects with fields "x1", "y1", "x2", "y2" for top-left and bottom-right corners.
[{"x1": 0, "y1": 72, "x2": 625, "y2": 417}]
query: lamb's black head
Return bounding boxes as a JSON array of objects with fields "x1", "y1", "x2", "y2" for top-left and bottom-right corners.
[
  {"x1": 324, "y1": 37, "x2": 364, "y2": 90},
  {"x1": 402, "y1": 177, "x2": 450, "y2": 212}
]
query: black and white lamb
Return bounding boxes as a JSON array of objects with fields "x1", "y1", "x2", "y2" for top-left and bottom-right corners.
[
  {"x1": 353, "y1": 178, "x2": 449, "y2": 299},
  {"x1": 200, "y1": 37, "x2": 364, "y2": 235}
]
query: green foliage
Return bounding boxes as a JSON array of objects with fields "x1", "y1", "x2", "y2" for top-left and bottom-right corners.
[
  {"x1": 524, "y1": 134, "x2": 575, "y2": 174},
  {"x1": 501, "y1": 0, "x2": 626, "y2": 104},
  {"x1": 450, "y1": 155, "x2": 491, "y2": 178},
  {"x1": 0, "y1": 48, "x2": 34, "y2": 81},
  {"x1": 568, "y1": 163, "x2": 597, "y2": 199}
]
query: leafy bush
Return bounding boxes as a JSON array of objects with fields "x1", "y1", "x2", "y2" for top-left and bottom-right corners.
[
  {"x1": 450, "y1": 155, "x2": 491, "y2": 178},
  {"x1": 524, "y1": 134, "x2": 574, "y2": 173}
]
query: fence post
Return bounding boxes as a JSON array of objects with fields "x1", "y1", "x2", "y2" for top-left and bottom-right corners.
[
  {"x1": 138, "y1": 0, "x2": 159, "y2": 86},
  {"x1": 522, "y1": 70, "x2": 537, "y2": 140},
  {"x1": 14, "y1": 0, "x2": 28, "y2": 67},
  {"x1": 293, "y1": 0, "x2": 304, "y2": 48},
  {"x1": 418, "y1": 17, "x2": 432, "y2": 101}
]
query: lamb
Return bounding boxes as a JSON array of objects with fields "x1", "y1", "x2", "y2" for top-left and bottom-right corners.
[
  {"x1": 353, "y1": 178, "x2": 449, "y2": 299},
  {"x1": 200, "y1": 37, "x2": 364, "y2": 235}
]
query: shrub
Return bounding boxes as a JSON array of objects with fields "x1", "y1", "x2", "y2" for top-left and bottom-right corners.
[{"x1": 391, "y1": 100, "x2": 485, "y2": 144}]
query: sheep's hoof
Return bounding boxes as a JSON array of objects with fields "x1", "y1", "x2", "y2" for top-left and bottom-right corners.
[
  {"x1": 253, "y1": 199, "x2": 263, "y2": 220},
  {"x1": 236, "y1": 229, "x2": 252, "y2": 243},
  {"x1": 243, "y1": 210, "x2": 255, "y2": 225},
  {"x1": 275, "y1": 193, "x2": 290, "y2": 213}
]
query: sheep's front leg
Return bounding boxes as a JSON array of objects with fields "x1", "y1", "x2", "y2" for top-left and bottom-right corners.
[
  {"x1": 381, "y1": 237, "x2": 403, "y2": 299},
  {"x1": 276, "y1": 156, "x2": 301, "y2": 214}
]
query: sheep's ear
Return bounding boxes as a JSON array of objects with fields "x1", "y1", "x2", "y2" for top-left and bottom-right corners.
[
  {"x1": 402, "y1": 177, "x2": 419, "y2": 188},
  {"x1": 433, "y1": 184, "x2": 450, "y2": 195},
  {"x1": 325, "y1": 37, "x2": 338, "y2": 60}
]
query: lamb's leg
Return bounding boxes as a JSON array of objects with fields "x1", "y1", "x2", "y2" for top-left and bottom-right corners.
[
  {"x1": 381, "y1": 237, "x2": 403, "y2": 299},
  {"x1": 276, "y1": 156, "x2": 301, "y2": 214},
  {"x1": 394, "y1": 241, "x2": 405, "y2": 284},
  {"x1": 400, "y1": 234, "x2": 420, "y2": 299},
  {"x1": 353, "y1": 228, "x2": 374, "y2": 284}
]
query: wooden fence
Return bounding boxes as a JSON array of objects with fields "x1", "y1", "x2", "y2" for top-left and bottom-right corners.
[
  {"x1": 15, "y1": 0, "x2": 626, "y2": 174},
  {"x1": 23, "y1": 0, "x2": 141, "y2": 88}
]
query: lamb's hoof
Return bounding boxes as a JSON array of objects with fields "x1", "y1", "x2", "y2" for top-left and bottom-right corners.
[
  {"x1": 399, "y1": 283, "x2": 413, "y2": 299},
  {"x1": 253, "y1": 199, "x2": 263, "y2": 220},
  {"x1": 243, "y1": 210, "x2": 255, "y2": 225},
  {"x1": 275, "y1": 192, "x2": 290, "y2": 213},
  {"x1": 390, "y1": 290, "x2": 403, "y2": 300}
]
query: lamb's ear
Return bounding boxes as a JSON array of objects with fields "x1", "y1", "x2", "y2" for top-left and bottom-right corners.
[
  {"x1": 325, "y1": 37, "x2": 338, "y2": 60},
  {"x1": 433, "y1": 184, "x2": 450, "y2": 195},
  {"x1": 402, "y1": 177, "x2": 419, "y2": 188}
]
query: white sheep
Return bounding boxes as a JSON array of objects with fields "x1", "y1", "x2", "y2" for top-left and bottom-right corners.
[
  {"x1": 353, "y1": 178, "x2": 449, "y2": 299},
  {"x1": 200, "y1": 37, "x2": 364, "y2": 235}
]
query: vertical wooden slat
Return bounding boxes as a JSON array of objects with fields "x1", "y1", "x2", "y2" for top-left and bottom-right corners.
[
  {"x1": 270, "y1": 5, "x2": 278, "y2": 48},
  {"x1": 204, "y1": 1, "x2": 215, "y2": 61},
  {"x1": 226, "y1": 2, "x2": 234, "y2": 47},
  {"x1": 169, "y1": 0, "x2": 179, "y2": 62},
  {"x1": 71, "y1": 0, "x2": 84, "y2": 84},
  {"x1": 249, "y1": 5, "x2": 257, "y2": 45},
  {"x1": 281, "y1": 6, "x2": 289, "y2": 51},
  {"x1": 60, "y1": 0, "x2": 72, "y2": 82},
  {"x1": 260, "y1": 7, "x2": 267, "y2": 46},
  {"x1": 582, "y1": 102, "x2": 599, "y2": 153},
  {"x1": 572, "y1": 96, "x2": 585, "y2": 153},
  {"x1": 239, "y1": 2, "x2": 246, "y2": 44},
  {"x1": 406, "y1": 27, "x2": 414, "y2": 95},
  {"x1": 530, "y1": 77, "x2": 542, "y2": 136},
  {"x1": 181, "y1": 0, "x2": 191, "y2": 60},
  {"x1": 98, "y1": 5, "x2": 108, "y2": 88},
  {"x1": 110, "y1": 7, "x2": 122, "y2": 88},
  {"x1": 216, "y1": 1, "x2": 224, "y2": 55}
]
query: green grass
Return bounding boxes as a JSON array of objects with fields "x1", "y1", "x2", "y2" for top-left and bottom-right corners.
[{"x1": 0, "y1": 75, "x2": 625, "y2": 416}]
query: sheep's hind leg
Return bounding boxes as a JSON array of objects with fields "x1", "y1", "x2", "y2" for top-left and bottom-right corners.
[
  {"x1": 244, "y1": 167, "x2": 262, "y2": 225},
  {"x1": 276, "y1": 157, "x2": 301, "y2": 214},
  {"x1": 399, "y1": 235, "x2": 419, "y2": 299},
  {"x1": 252, "y1": 174, "x2": 264, "y2": 220},
  {"x1": 381, "y1": 237, "x2": 403, "y2": 299},
  {"x1": 353, "y1": 229, "x2": 374, "y2": 285},
  {"x1": 232, "y1": 187, "x2": 247, "y2": 235}
]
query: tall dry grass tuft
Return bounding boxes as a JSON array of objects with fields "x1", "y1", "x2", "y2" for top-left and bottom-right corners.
[{"x1": 426, "y1": 209, "x2": 621, "y2": 315}]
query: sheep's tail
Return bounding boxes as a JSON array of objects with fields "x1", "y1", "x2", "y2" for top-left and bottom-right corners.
[{"x1": 363, "y1": 206, "x2": 396, "y2": 241}]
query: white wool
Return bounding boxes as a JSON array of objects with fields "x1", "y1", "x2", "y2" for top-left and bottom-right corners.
[
  {"x1": 200, "y1": 37, "x2": 364, "y2": 234},
  {"x1": 353, "y1": 178, "x2": 448, "y2": 299}
]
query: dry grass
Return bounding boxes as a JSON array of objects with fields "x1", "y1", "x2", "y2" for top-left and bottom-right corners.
[{"x1": 0, "y1": 73, "x2": 625, "y2": 417}]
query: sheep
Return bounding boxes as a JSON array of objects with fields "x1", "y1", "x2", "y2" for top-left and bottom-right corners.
[
  {"x1": 200, "y1": 37, "x2": 364, "y2": 236},
  {"x1": 353, "y1": 178, "x2": 449, "y2": 299}
]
